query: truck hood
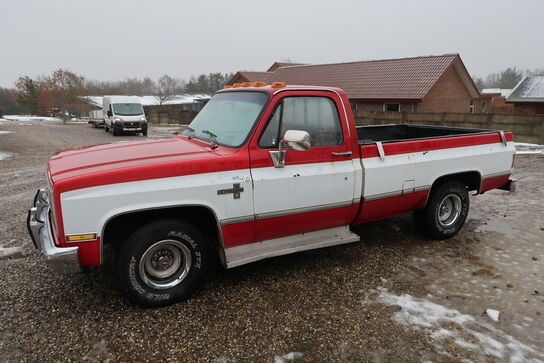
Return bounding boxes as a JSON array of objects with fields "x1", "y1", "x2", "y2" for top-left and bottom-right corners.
[{"x1": 48, "y1": 136, "x2": 226, "y2": 183}]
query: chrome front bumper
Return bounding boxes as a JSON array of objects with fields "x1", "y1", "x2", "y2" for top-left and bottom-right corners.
[{"x1": 27, "y1": 188, "x2": 81, "y2": 273}]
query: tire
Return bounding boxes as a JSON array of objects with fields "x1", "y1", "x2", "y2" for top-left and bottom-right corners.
[
  {"x1": 413, "y1": 180, "x2": 469, "y2": 240},
  {"x1": 112, "y1": 127, "x2": 118, "y2": 136},
  {"x1": 104, "y1": 124, "x2": 109, "y2": 132},
  {"x1": 142, "y1": 128, "x2": 148, "y2": 137},
  {"x1": 115, "y1": 219, "x2": 214, "y2": 308}
]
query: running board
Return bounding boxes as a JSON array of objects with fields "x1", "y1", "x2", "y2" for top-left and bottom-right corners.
[{"x1": 224, "y1": 226, "x2": 360, "y2": 268}]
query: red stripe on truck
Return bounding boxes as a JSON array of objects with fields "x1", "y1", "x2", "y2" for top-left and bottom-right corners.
[
  {"x1": 360, "y1": 132, "x2": 513, "y2": 159},
  {"x1": 481, "y1": 174, "x2": 511, "y2": 193},
  {"x1": 353, "y1": 190, "x2": 429, "y2": 225}
]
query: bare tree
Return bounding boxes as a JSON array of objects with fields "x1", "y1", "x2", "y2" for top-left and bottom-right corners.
[{"x1": 155, "y1": 75, "x2": 184, "y2": 105}]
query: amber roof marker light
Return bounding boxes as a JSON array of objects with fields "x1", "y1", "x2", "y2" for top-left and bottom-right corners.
[
  {"x1": 253, "y1": 82, "x2": 267, "y2": 87},
  {"x1": 223, "y1": 85, "x2": 233, "y2": 89},
  {"x1": 271, "y1": 82, "x2": 286, "y2": 88}
]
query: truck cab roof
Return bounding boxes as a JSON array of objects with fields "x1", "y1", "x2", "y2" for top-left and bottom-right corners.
[{"x1": 216, "y1": 84, "x2": 347, "y2": 97}]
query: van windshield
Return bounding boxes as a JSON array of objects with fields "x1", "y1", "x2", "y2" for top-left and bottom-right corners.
[
  {"x1": 113, "y1": 103, "x2": 144, "y2": 116},
  {"x1": 184, "y1": 92, "x2": 268, "y2": 148}
]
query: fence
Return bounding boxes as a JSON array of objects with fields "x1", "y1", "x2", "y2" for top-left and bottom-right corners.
[
  {"x1": 144, "y1": 105, "x2": 198, "y2": 125},
  {"x1": 353, "y1": 110, "x2": 544, "y2": 144}
]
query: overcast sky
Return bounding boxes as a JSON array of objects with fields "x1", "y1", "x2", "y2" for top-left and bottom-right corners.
[{"x1": 1, "y1": 0, "x2": 542, "y2": 88}]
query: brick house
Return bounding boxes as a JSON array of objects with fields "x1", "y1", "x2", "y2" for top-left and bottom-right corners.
[
  {"x1": 506, "y1": 76, "x2": 544, "y2": 114},
  {"x1": 229, "y1": 54, "x2": 487, "y2": 113},
  {"x1": 481, "y1": 89, "x2": 515, "y2": 114}
]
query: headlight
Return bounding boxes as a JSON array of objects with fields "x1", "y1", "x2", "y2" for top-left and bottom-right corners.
[
  {"x1": 140, "y1": 117, "x2": 147, "y2": 122},
  {"x1": 114, "y1": 117, "x2": 122, "y2": 122}
]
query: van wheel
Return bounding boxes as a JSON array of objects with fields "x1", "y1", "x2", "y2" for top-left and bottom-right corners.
[
  {"x1": 115, "y1": 219, "x2": 214, "y2": 308},
  {"x1": 112, "y1": 127, "x2": 118, "y2": 136},
  {"x1": 105, "y1": 125, "x2": 109, "y2": 132},
  {"x1": 413, "y1": 181, "x2": 469, "y2": 240}
]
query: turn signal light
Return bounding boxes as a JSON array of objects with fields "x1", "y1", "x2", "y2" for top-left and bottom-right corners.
[
  {"x1": 271, "y1": 82, "x2": 286, "y2": 88},
  {"x1": 66, "y1": 233, "x2": 97, "y2": 242}
]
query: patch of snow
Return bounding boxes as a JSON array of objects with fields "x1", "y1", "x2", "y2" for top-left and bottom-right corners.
[
  {"x1": 482, "y1": 88, "x2": 512, "y2": 97},
  {"x1": 3, "y1": 115, "x2": 61, "y2": 122},
  {"x1": 274, "y1": 352, "x2": 303, "y2": 362},
  {"x1": 486, "y1": 308, "x2": 500, "y2": 322},
  {"x1": 363, "y1": 287, "x2": 543, "y2": 362},
  {"x1": 514, "y1": 142, "x2": 544, "y2": 155},
  {"x1": 0, "y1": 152, "x2": 12, "y2": 161},
  {"x1": 508, "y1": 76, "x2": 544, "y2": 100},
  {"x1": 0, "y1": 131, "x2": 13, "y2": 135}
]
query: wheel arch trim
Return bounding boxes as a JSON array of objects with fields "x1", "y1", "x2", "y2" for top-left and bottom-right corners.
[
  {"x1": 424, "y1": 170, "x2": 482, "y2": 206},
  {"x1": 100, "y1": 204, "x2": 225, "y2": 262}
]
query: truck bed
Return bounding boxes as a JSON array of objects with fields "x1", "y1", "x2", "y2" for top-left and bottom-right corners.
[{"x1": 357, "y1": 124, "x2": 500, "y2": 144}]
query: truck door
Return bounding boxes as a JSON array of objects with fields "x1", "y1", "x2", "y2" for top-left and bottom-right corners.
[{"x1": 249, "y1": 90, "x2": 357, "y2": 241}]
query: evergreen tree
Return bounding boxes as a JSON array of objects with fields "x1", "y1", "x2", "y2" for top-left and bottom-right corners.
[{"x1": 15, "y1": 77, "x2": 39, "y2": 115}]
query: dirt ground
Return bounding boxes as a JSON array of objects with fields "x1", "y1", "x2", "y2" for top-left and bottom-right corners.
[{"x1": 0, "y1": 119, "x2": 542, "y2": 362}]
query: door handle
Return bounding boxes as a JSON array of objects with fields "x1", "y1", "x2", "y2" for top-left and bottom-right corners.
[{"x1": 331, "y1": 151, "x2": 352, "y2": 156}]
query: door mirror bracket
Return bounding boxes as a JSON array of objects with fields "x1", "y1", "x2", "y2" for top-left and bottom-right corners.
[{"x1": 268, "y1": 130, "x2": 311, "y2": 168}]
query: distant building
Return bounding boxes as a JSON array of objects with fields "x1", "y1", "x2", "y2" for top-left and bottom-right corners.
[
  {"x1": 506, "y1": 76, "x2": 544, "y2": 114},
  {"x1": 229, "y1": 54, "x2": 488, "y2": 113},
  {"x1": 481, "y1": 88, "x2": 514, "y2": 114}
]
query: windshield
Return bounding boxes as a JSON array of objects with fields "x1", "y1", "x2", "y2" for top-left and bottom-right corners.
[
  {"x1": 113, "y1": 103, "x2": 144, "y2": 116},
  {"x1": 184, "y1": 92, "x2": 268, "y2": 148}
]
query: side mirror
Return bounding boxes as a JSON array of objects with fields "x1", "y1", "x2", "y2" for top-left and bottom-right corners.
[
  {"x1": 282, "y1": 130, "x2": 311, "y2": 151},
  {"x1": 107, "y1": 110, "x2": 112, "y2": 117}
]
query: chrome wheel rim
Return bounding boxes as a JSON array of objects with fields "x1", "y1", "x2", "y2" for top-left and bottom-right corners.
[
  {"x1": 139, "y1": 239, "x2": 192, "y2": 290},
  {"x1": 437, "y1": 194, "x2": 462, "y2": 227}
]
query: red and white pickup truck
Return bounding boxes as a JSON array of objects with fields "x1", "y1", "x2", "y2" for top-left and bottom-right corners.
[{"x1": 28, "y1": 84, "x2": 516, "y2": 307}]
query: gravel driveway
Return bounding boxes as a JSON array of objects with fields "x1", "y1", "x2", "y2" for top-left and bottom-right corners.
[{"x1": 0, "y1": 119, "x2": 542, "y2": 362}]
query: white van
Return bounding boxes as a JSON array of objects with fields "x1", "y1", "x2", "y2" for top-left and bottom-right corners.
[{"x1": 103, "y1": 96, "x2": 148, "y2": 136}]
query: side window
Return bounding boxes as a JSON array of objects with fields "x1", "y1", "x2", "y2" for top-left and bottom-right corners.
[
  {"x1": 258, "y1": 103, "x2": 282, "y2": 148},
  {"x1": 259, "y1": 97, "x2": 343, "y2": 148}
]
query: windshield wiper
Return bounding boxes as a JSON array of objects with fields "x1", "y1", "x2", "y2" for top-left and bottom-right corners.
[
  {"x1": 184, "y1": 126, "x2": 196, "y2": 139},
  {"x1": 202, "y1": 130, "x2": 218, "y2": 149}
]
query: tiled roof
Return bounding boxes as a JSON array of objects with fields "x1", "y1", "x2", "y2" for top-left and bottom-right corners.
[
  {"x1": 507, "y1": 76, "x2": 544, "y2": 102},
  {"x1": 266, "y1": 62, "x2": 307, "y2": 72},
  {"x1": 236, "y1": 54, "x2": 467, "y2": 100}
]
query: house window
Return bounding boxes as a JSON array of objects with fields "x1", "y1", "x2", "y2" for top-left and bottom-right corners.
[
  {"x1": 384, "y1": 103, "x2": 400, "y2": 112},
  {"x1": 481, "y1": 101, "x2": 487, "y2": 113}
]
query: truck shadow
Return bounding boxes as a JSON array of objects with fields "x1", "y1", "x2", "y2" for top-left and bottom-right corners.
[{"x1": 62, "y1": 213, "x2": 445, "y2": 309}]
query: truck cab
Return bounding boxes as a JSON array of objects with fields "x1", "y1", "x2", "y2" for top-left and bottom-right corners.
[{"x1": 103, "y1": 95, "x2": 148, "y2": 136}]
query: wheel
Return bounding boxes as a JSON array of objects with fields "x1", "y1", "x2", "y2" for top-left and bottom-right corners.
[
  {"x1": 115, "y1": 219, "x2": 214, "y2": 308},
  {"x1": 112, "y1": 127, "x2": 118, "y2": 136},
  {"x1": 104, "y1": 124, "x2": 109, "y2": 132},
  {"x1": 142, "y1": 128, "x2": 148, "y2": 137},
  {"x1": 413, "y1": 180, "x2": 469, "y2": 240}
]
